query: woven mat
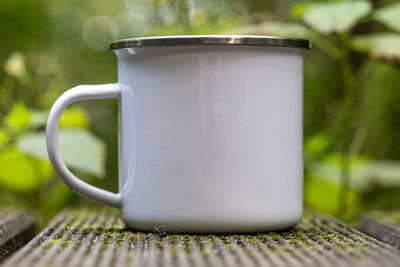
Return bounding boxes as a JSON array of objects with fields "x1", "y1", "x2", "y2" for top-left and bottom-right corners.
[{"x1": 4, "y1": 208, "x2": 400, "y2": 267}]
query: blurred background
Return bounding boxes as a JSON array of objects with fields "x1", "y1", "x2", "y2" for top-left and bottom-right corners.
[{"x1": 0, "y1": 0, "x2": 400, "y2": 227}]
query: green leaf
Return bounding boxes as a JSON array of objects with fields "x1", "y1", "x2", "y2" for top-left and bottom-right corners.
[
  {"x1": 302, "y1": 1, "x2": 372, "y2": 34},
  {"x1": 29, "y1": 109, "x2": 48, "y2": 128},
  {"x1": 308, "y1": 154, "x2": 400, "y2": 191},
  {"x1": 4, "y1": 102, "x2": 31, "y2": 133},
  {"x1": 28, "y1": 106, "x2": 89, "y2": 129},
  {"x1": 59, "y1": 106, "x2": 89, "y2": 128},
  {"x1": 374, "y1": 2, "x2": 400, "y2": 33},
  {"x1": 16, "y1": 128, "x2": 106, "y2": 177},
  {"x1": 351, "y1": 33, "x2": 400, "y2": 65},
  {"x1": 304, "y1": 176, "x2": 360, "y2": 215},
  {"x1": 364, "y1": 161, "x2": 400, "y2": 187},
  {"x1": 0, "y1": 147, "x2": 52, "y2": 193},
  {"x1": 304, "y1": 133, "x2": 332, "y2": 157},
  {"x1": 247, "y1": 21, "x2": 313, "y2": 39},
  {"x1": 290, "y1": 2, "x2": 310, "y2": 20},
  {"x1": 0, "y1": 129, "x2": 9, "y2": 146}
]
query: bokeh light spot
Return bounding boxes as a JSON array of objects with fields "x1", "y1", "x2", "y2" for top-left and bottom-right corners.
[{"x1": 83, "y1": 16, "x2": 118, "y2": 51}]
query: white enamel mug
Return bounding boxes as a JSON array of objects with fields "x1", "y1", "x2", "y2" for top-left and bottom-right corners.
[{"x1": 46, "y1": 35, "x2": 310, "y2": 233}]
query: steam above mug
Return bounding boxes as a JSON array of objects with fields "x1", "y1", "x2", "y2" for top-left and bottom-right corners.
[{"x1": 46, "y1": 35, "x2": 311, "y2": 233}]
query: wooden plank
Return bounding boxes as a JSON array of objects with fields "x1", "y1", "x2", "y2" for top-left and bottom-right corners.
[
  {"x1": 0, "y1": 209, "x2": 35, "y2": 263},
  {"x1": 359, "y1": 210, "x2": 400, "y2": 249},
  {"x1": 4, "y1": 208, "x2": 400, "y2": 267}
]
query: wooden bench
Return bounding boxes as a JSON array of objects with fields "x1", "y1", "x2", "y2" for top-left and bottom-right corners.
[
  {"x1": 360, "y1": 210, "x2": 400, "y2": 249},
  {"x1": 0, "y1": 209, "x2": 35, "y2": 263},
  {"x1": 4, "y1": 208, "x2": 400, "y2": 267}
]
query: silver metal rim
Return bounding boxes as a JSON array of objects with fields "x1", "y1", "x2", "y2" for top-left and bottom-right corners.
[{"x1": 110, "y1": 35, "x2": 311, "y2": 50}]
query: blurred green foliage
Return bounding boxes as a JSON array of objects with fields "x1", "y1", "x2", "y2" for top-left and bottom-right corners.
[
  {"x1": 0, "y1": 101, "x2": 106, "y2": 224},
  {"x1": 244, "y1": 0, "x2": 400, "y2": 218},
  {"x1": 1, "y1": 0, "x2": 400, "y2": 224}
]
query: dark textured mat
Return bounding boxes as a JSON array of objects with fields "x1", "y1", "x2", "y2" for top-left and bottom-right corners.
[
  {"x1": 0, "y1": 208, "x2": 35, "y2": 263},
  {"x1": 4, "y1": 208, "x2": 400, "y2": 267}
]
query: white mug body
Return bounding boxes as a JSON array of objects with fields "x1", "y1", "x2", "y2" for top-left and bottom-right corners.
[
  {"x1": 46, "y1": 36, "x2": 308, "y2": 233},
  {"x1": 117, "y1": 45, "x2": 304, "y2": 233}
]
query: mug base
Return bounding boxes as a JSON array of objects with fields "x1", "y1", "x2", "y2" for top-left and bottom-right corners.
[{"x1": 120, "y1": 213, "x2": 302, "y2": 234}]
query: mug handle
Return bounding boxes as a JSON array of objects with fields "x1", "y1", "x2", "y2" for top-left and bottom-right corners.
[{"x1": 46, "y1": 84, "x2": 121, "y2": 208}]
